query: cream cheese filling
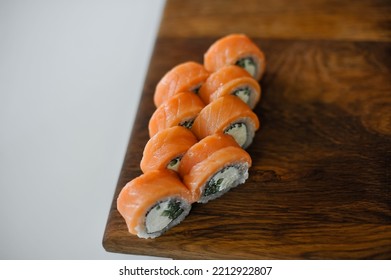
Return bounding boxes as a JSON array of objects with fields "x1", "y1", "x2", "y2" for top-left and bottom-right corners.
[
  {"x1": 145, "y1": 200, "x2": 183, "y2": 234},
  {"x1": 204, "y1": 166, "x2": 241, "y2": 196},
  {"x1": 167, "y1": 157, "x2": 181, "y2": 171},
  {"x1": 236, "y1": 57, "x2": 257, "y2": 78},
  {"x1": 224, "y1": 123, "x2": 247, "y2": 147},
  {"x1": 244, "y1": 62, "x2": 256, "y2": 77},
  {"x1": 233, "y1": 88, "x2": 250, "y2": 104},
  {"x1": 145, "y1": 201, "x2": 172, "y2": 234}
]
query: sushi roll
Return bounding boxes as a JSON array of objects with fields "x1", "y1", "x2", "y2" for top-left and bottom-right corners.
[
  {"x1": 191, "y1": 95, "x2": 260, "y2": 149},
  {"x1": 140, "y1": 126, "x2": 198, "y2": 173},
  {"x1": 154, "y1": 61, "x2": 210, "y2": 107},
  {"x1": 149, "y1": 91, "x2": 205, "y2": 137},
  {"x1": 204, "y1": 34, "x2": 266, "y2": 81},
  {"x1": 178, "y1": 133, "x2": 252, "y2": 203},
  {"x1": 198, "y1": 65, "x2": 261, "y2": 109},
  {"x1": 117, "y1": 170, "x2": 193, "y2": 239}
]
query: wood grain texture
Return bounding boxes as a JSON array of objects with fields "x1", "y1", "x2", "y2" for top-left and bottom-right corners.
[
  {"x1": 103, "y1": 37, "x2": 391, "y2": 259},
  {"x1": 159, "y1": 0, "x2": 391, "y2": 41}
]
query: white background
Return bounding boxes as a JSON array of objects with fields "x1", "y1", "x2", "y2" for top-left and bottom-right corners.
[{"x1": 0, "y1": 0, "x2": 166, "y2": 259}]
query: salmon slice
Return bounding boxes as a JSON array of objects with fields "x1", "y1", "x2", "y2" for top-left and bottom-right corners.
[
  {"x1": 178, "y1": 135, "x2": 252, "y2": 203},
  {"x1": 141, "y1": 126, "x2": 198, "y2": 173},
  {"x1": 178, "y1": 133, "x2": 240, "y2": 177},
  {"x1": 204, "y1": 34, "x2": 266, "y2": 81},
  {"x1": 199, "y1": 65, "x2": 261, "y2": 109},
  {"x1": 191, "y1": 95, "x2": 260, "y2": 149},
  {"x1": 117, "y1": 170, "x2": 193, "y2": 238},
  {"x1": 154, "y1": 61, "x2": 210, "y2": 107},
  {"x1": 149, "y1": 92, "x2": 205, "y2": 137}
]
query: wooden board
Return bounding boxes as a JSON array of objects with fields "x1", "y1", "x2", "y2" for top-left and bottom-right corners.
[
  {"x1": 159, "y1": 0, "x2": 391, "y2": 41},
  {"x1": 102, "y1": 37, "x2": 391, "y2": 259}
]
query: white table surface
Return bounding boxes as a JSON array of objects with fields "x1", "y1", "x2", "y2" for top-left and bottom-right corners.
[{"x1": 0, "y1": 0, "x2": 166, "y2": 259}]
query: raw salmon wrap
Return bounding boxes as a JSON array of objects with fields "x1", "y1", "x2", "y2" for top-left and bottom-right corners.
[
  {"x1": 198, "y1": 65, "x2": 261, "y2": 109},
  {"x1": 204, "y1": 34, "x2": 266, "y2": 81},
  {"x1": 154, "y1": 61, "x2": 210, "y2": 107},
  {"x1": 179, "y1": 133, "x2": 252, "y2": 203},
  {"x1": 117, "y1": 170, "x2": 193, "y2": 239},
  {"x1": 141, "y1": 126, "x2": 198, "y2": 173},
  {"x1": 149, "y1": 92, "x2": 205, "y2": 137},
  {"x1": 191, "y1": 95, "x2": 260, "y2": 149}
]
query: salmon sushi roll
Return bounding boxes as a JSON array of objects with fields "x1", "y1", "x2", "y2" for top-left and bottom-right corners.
[
  {"x1": 198, "y1": 65, "x2": 261, "y2": 109},
  {"x1": 154, "y1": 61, "x2": 210, "y2": 107},
  {"x1": 117, "y1": 170, "x2": 193, "y2": 239},
  {"x1": 191, "y1": 95, "x2": 260, "y2": 149},
  {"x1": 149, "y1": 92, "x2": 205, "y2": 137},
  {"x1": 204, "y1": 34, "x2": 266, "y2": 81},
  {"x1": 178, "y1": 133, "x2": 252, "y2": 203},
  {"x1": 141, "y1": 126, "x2": 198, "y2": 173}
]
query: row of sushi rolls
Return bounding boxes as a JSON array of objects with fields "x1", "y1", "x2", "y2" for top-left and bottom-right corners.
[{"x1": 117, "y1": 34, "x2": 266, "y2": 238}]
